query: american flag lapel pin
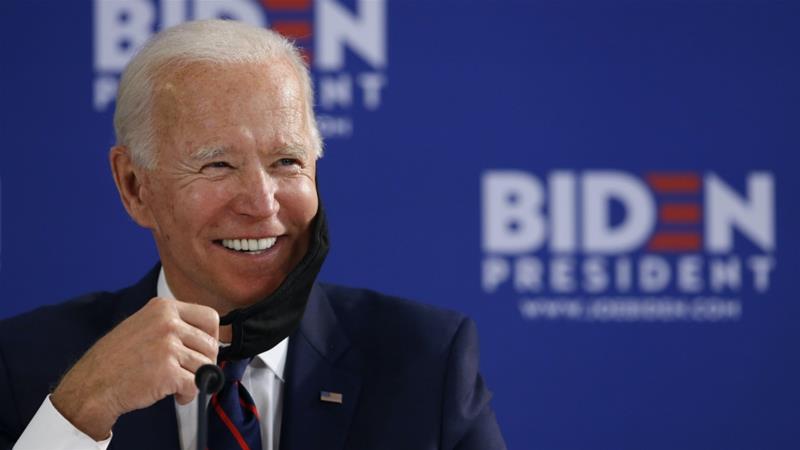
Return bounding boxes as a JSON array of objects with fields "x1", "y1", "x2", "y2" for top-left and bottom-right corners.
[{"x1": 320, "y1": 391, "x2": 343, "y2": 404}]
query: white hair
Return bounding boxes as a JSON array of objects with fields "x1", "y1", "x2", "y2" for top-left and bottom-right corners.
[{"x1": 114, "y1": 19, "x2": 322, "y2": 169}]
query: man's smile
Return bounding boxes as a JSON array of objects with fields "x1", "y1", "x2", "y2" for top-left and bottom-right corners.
[{"x1": 215, "y1": 237, "x2": 278, "y2": 254}]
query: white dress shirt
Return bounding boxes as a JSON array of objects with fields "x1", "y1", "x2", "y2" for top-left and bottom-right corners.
[{"x1": 14, "y1": 269, "x2": 288, "y2": 450}]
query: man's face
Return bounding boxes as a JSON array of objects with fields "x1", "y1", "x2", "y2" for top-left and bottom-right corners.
[{"x1": 137, "y1": 60, "x2": 318, "y2": 313}]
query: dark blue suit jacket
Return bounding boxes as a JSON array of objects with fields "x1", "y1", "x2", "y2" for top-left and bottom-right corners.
[{"x1": 0, "y1": 266, "x2": 505, "y2": 449}]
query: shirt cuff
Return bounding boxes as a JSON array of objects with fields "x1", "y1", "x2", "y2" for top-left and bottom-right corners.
[{"x1": 13, "y1": 394, "x2": 112, "y2": 450}]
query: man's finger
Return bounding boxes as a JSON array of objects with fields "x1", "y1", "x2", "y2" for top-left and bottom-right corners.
[
  {"x1": 177, "y1": 321, "x2": 219, "y2": 362},
  {"x1": 177, "y1": 345, "x2": 215, "y2": 374},
  {"x1": 176, "y1": 302, "x2": 220, "y2": 341},
  {"x1": 174, "y1": 367, "x2": 200, "y2": 405}
]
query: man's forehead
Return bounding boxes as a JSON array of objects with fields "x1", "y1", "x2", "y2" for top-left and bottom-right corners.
[
  {"x1": 150, "y1": 59, "x2": 311, "y2": 155},
  {"x1": 153, "y1": 59, "x2": 301, "y2": 99},
  {"x1": 150, "y1": 60, "x2": 303, "y2": 126}
]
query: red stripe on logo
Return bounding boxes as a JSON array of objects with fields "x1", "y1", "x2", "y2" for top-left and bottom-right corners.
[
  {"x1": 646, "y1": 172, "x2": 701, "y2": 194},
  {"x1": 647, "y1": 233, "x2": 702, "y2": 251},
  {"x1": 261, "y1": 0, "x2": 311, "y2": 11},
  {"x1": 659, "y1": 203, "x2": 701, "y2": 223},
  {"x1": 272, "y1": 21, "x2": 312, "y2": 40}
]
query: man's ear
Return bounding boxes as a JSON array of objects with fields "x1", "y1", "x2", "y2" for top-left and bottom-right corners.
[{"x1": 109, "y1": 145, "x2": 155, "y2": 229}]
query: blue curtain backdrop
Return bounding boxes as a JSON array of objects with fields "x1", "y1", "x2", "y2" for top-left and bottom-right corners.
[{"x1": 1, "y1": 1, "x2": 798, "y2": 449}]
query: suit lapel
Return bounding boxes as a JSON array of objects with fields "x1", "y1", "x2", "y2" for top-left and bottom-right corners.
[{"x1": 280, "y1": 283, "x2": 364, "y2": 450}]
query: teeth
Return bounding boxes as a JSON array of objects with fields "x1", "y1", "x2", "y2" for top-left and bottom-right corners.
[{"x1": 221, "y1": 237, "x2": 277, "y2": 253}]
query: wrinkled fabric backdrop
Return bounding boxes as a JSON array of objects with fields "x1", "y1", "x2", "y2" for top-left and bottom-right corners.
[{"x1": 1, "y1": 1, "x2": 798, "y2": 449}]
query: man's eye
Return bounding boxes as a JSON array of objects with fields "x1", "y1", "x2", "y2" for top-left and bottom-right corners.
[
  {"x1": 278, "y1": 158, "x2": 300, "y2": 167},
  {"x1": 202, "y1": 161, "x2": 233, "y2": 170}
]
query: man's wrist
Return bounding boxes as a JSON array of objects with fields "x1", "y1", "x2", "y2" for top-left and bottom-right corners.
[{"x1": 51, "y1": 384, "x2": 117, "y2": 441}]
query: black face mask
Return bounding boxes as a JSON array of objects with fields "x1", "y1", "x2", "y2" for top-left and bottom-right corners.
[{"x1": 217, "y1": 198, "x2": 329, "y2": 361}]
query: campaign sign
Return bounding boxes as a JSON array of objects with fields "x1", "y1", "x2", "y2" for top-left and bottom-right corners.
[{"x1": 482, "y1": 170, "x2": 775, "y2": 322}]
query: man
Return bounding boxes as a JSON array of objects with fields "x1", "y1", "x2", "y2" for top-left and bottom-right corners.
[{"x1": 0, "y1": 20, "x2": 505, "y2": 450}]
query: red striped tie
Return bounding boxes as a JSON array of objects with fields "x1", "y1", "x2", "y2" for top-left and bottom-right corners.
[{"x1": 206, "y1": 358, "x2": 262, "y2": 450}]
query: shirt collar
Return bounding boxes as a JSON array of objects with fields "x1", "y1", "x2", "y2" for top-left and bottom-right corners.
[{"x1": 157, "y1": 267, "x2": 288, "y2": 381}]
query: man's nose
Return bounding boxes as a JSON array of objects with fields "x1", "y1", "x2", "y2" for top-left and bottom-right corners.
[{"x1": 232, "y1": 166, "x2": 279, "y2": 218}]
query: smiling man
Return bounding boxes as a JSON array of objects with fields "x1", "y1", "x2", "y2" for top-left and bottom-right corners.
[
  {"x1": 0, "y1": 20, "x2": 505, "y2": 450},
  {"x1": 117, "y1": 58, "x2": 319, "y2": 317}
]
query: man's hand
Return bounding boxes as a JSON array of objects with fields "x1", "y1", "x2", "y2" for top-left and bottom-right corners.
[{"x1": 50, "y1": 297, "x2": 219, "y2": 440}]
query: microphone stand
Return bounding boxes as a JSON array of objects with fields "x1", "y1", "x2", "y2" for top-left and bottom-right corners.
[{"x1": 195, "y1": 364, "x2": 225, "y2": 450}]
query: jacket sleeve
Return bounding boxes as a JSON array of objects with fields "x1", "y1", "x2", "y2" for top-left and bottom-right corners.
[{"x1": 440, "y1": 317, "x2": 507, "y2": 450}]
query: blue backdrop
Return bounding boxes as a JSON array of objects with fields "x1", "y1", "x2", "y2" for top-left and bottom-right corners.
[{"x1": 1, "y1": 1, "x2": 799, "y2": 449}]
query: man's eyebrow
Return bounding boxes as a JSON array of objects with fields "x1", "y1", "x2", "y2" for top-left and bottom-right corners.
[
  {"x1": 274, "y1": 145, "x2": 310, "y2": 159},
  {"x1": 191, "y1": 146, "x2": 227, "y2": 161}
]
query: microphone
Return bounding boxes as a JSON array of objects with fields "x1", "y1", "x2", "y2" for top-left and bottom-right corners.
[{"x1": 195, "y1": 364, "x2": 225, "y2": 450}]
